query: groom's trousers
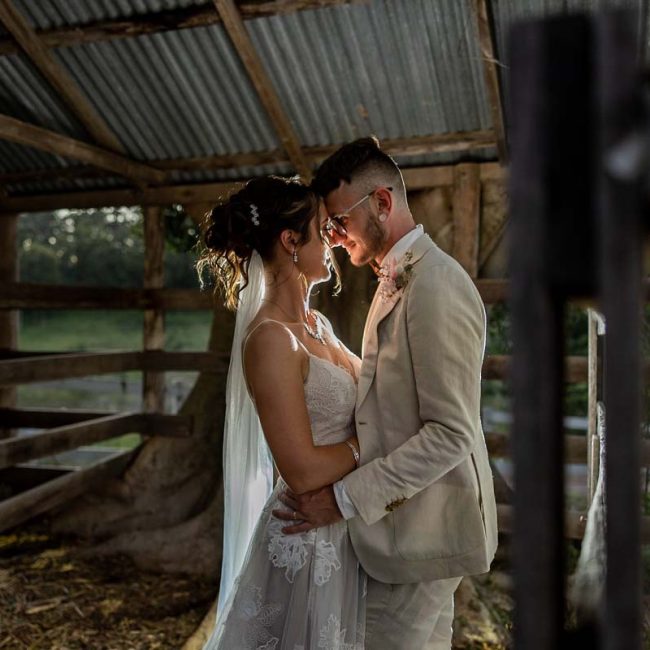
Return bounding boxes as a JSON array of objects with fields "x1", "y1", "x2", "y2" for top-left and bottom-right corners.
[{"x1": 364, "y1": 575, "x2": 462, "y2": 650}]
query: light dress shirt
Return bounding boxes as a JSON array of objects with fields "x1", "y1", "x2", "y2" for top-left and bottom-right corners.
[{"x1": 334, "y1": 225, "x2": 424, "y2": 519}]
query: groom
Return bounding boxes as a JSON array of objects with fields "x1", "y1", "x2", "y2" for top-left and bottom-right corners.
[{"x1": 275, "y1": 137, "x2": 498, "y2": 649}]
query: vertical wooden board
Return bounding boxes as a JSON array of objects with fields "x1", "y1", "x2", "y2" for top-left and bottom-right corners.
[
  {"x1": 596, "y1": 13, "x2": 643, "y2": 650},
  {"x1": 0, "y1": 214, "x2": 18, "y2": 437},
  {"x1": 143, "y1": 206, "x2": 165, "y2": 413},
  {"x1": 478, "y1": 179, "x2": 508, "y2": 275},
  {"x1": 452, "y1": 163, "x2": 480, "y2": 277}
]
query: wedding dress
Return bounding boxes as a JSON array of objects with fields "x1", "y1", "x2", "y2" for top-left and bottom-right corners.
[{"x1": 204, "y1": 322, "x2": 367, "y2": 650}]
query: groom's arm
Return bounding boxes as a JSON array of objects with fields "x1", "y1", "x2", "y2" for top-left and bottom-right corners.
[{"x1": 340, "y1": 262, "x2": 486, "y2": 527}]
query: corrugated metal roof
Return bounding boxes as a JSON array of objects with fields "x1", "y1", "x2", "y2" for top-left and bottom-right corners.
[
  {"x1": 0, "y1": 0, "x2": 646, "y2": 198},
  {"x1": 11, "y1": 0, "x2": 211, "y2": 29}
]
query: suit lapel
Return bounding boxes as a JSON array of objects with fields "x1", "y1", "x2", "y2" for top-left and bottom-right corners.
[{"x1": 356, "y1": 233, "x2": 435, "y2": 410}]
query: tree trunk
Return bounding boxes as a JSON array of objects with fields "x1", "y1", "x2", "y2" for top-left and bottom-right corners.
[{"x1": 52, "y1": 303, "x2": 235, "y2": 579}]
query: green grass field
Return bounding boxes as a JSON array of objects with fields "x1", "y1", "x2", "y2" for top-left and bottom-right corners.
[
  {"x1": 20, "y1": 310, "x2": 213, "y2": 352},
  {"x1": 16, "y1": 312, "x2": 213, "y2": 449}
]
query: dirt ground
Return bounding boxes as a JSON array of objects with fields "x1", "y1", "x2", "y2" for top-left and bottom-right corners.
[{"x1": 0, "y1": 523, "x2": 513, "y2": 650}]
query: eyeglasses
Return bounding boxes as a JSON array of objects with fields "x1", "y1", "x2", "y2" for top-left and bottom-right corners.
[{"x1": 320, "y1": 186, "x2": 393, "y2": 245}]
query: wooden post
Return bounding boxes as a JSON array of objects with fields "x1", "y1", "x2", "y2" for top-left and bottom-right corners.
[
  {"x1": 587, "y1": 310, "x2": 605, "y2": 502},
  {"x1": 451, "y1": 163, "x2": 480, "y2": 278},
  {"x1": 183, "y1": 202, "x2": 213, "y2": 229},
  {"x1": 143, "y1": 206, "x2": 165, "y2": 413},
  {"x1": 509, "y1": 13, "x2": 597, "y2": 649},
  {"x1": 597, "y1": 13, "x2": 643, "y2": 650},
  {"x1": 0, "y1": 213, "x2": 18, "y2": 438}
]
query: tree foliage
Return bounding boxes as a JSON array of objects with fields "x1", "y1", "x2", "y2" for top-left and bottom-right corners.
[{"x1": 18, "y1": 206, "x2": 200, "y2": 288}]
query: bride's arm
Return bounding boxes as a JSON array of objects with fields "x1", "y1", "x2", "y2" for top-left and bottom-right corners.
[{"x1": 244, "y1": 322, "x2": 358, "y2": 495}]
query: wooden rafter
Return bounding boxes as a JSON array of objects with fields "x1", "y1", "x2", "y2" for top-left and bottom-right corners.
[
  {"x1": 0, "y1": 130, "x2": 498, "y2": 187},
  {"x1": 472, "y1": 0, "x2": 507, "y2": 163},
  {"x1": 0, "y1": 163, "x2": 506, "y2": 212},
  {"x1": 0, "y1": 1, "x2": 363, "y2": 56},
  {"x1": 0, "y1": 0, "x2": 124, "y2": 153},
  {"x1": 0, "y1": 114, "x2": 166, "y2": 185},
  {"x1": 213, "y1": 0, "x2": 312, "y2": 180}
]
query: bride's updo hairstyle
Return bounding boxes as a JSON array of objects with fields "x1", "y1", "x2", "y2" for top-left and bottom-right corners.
[{"x1": 197, "y1": 176, "x2": 322, "y2": 310}]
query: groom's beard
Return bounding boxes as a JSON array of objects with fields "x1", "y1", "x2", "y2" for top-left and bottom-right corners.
[{"x1": 351, "y1": 211, "x2": 386, "y2": 267}]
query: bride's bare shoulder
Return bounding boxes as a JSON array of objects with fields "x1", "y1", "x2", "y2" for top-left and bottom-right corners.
[{"x1": 243, "y1": 318, "x2": 305, "y2": 370}]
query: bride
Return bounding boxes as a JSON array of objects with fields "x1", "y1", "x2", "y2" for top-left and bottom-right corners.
[{"x1": 198, "y1": 176, "x2": 366, "y2": 650}]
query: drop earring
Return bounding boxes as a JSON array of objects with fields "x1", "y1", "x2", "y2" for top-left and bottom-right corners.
[{"x1": 292, "y1": 247, "x2": 298, "y2": 263}]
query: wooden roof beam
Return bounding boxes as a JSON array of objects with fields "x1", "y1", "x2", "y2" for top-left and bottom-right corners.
[
  {"x1": 0, "y1": 1, "x2": 363, "y2": 56},
  {"x1": 0, "y1": 163, "x2": 505, "y2": 212},
  {"x1": 0, "y1": 0, "x2": 125, "y2": 153},
  {"x1": 213, "y1": 0, "x2": 312, "y2": 180},
  {"x1": 0, "y1": 129, "x2": 498, "y2": 186},
  {"x1": 472, "y1": 0, "x2": 508, "y2": 163},
  {"x1": 0, "y1": 114, "x2": 166, "y2": 185}
]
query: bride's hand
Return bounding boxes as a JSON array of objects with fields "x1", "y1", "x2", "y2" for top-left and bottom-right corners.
[{"x1": 272, "y1": 486, "x2": 342, "y2": 535}]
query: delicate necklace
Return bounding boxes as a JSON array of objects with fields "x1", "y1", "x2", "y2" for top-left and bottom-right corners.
[
  {"x1": 303, "y1": 311, "x2": 326, "y2": 346},
  {"x1": 262, "y1": 299, "x2": 326, "y2": 345}
]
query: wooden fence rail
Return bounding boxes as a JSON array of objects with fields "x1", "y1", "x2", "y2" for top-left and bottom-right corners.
[
  {"x1": 0, "y1": 279, "x2": 511, "y2": 309},
  {"x1": 0, "y1": 351, "x2": 228, "y2": 385},
  {"x1": 485, "y1": 431, "x2": 650, "y2": 467},
  {"x1": 0, "y1": 351, "x2": 587, "y2": 386},
  {"x1": 0, "y1": 412, "x2": 192, "y2": 470},
  {"x1": 0, "y1": 448, "x2": 136, "y2": 532}
]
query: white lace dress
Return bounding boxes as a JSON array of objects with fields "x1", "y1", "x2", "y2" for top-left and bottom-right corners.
[{"x1": 204, "y1": 353, "x2": 367, "y2": 650}]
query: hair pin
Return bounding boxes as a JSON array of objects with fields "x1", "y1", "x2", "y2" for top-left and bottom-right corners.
[{"x1": 250, "y1": 204, "x2": 260, "y2": 226}]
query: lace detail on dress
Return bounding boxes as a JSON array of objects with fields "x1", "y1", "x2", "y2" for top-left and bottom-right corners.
[
  {"x1": 237, "y1": 585, "x2": 284, "y2": 649},
  {"x1": 304, "y1": 356, "x2": 356, "y2": 445},
  {"x1": 318, "y1": 614, "x2": 358, "y2": 650},
  {"x1": 267, "y1": 517, "x2": 316, "y2": 583}
]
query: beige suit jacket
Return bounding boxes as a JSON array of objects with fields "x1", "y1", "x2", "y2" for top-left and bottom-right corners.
[{"x1": 341, "y1": 233, "x2": 498, "y2": 584}]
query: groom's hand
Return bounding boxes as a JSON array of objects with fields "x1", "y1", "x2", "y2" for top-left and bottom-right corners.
[{"x1": 272, "y1": 485, "x2": 342, "y2": 534}]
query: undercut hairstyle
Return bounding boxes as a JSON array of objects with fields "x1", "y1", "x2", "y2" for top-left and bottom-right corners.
[{"x1": 311, "y1": 136, "x2": 405, "y2": 200}]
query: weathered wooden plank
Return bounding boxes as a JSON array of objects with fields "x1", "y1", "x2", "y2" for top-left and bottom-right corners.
[
  {"x1": 0, "y1": 134, "x2": 500, "y2": 187},
  {"x1": 472, "y1": 0, "x2": 507, "y2": 162},
  {"x1": 509, "y1": 15, "x2": 586, "y2": 647},
  {"x1": 213, "y1": 0, "x2": 311, "y2": 179},
  {"x1": 0, "y1": 114, "x2": 166, "y2": 185},
  {"x1": 0, "y1": 0, "x2": 124, "y2": 153},
  {"x1": 142, "y1": 351, "x2": 228, "y2": 373},
  {"x1": 0, "y1": 352, "x2": 144, "y2": 385},
  {"x1": 0, "y1": 283, "x2": 215, "y2": 310},
  {"x1": 0, "y1": 212, "x2": 17, "y2": 437},
  {"x1": 597, "y1": 13, "x2": 644, "y2": 650},
  {"x1": 496, "y1": 504, "x2": 587, "y2": 541},
  {"x1": 0, "y1": 2, "x2": 364, "y2": 56},
  {"x1": 0, "y1": 448, "x2": 136, "y2": 532},
  {"x1": 476, "y1": 279, "x2": 508, "y2": 303},
  {"x1": 0, "y1": 351, "x2": 227, "y2": 385},
  {"x1": 485, "y1": 431, "x2": 650, "y2": 467},
  {"x1": 0, "y1": 413, "x2": 141, "y2": 469},
  {"x1": 0, "y1": 180, "x2": 241, "y2": 212},
  {"x1": 0, "y1": 162, "x2": 507, "y2": 213},
  {"x1": 452, "y1": 163, "x2": 481, "y2": 277},
  {"x1": 139, "y1": 413, "x2": 193, "y2": 437},
  {"x1": 0, "y1": 407, "x2": 114, "y2": 427},
  {"x1": 0, "y1": 350, "x2": 587, "y2": 385},
  {"x1": 143, "y1": 206, "x2": 165, "y2": 413},
  {"x1": 0, "y1": 280, "x2": 509, "y2": 309},
  {"x1": 0, "y1": 408, "x2": 192, "y2": 437},
  {"x1": 482, "y1": 355, "x2": 588, "y2": 383}
]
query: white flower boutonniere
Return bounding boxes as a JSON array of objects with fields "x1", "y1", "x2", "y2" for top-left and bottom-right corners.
[{"x1": 378, "y1": 251, "x2": 414, "y2": 302}]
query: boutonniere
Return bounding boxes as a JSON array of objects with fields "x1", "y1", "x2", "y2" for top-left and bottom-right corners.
[{"x1": 377, "y1": 251, "x2": 414, "y2": 302}]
